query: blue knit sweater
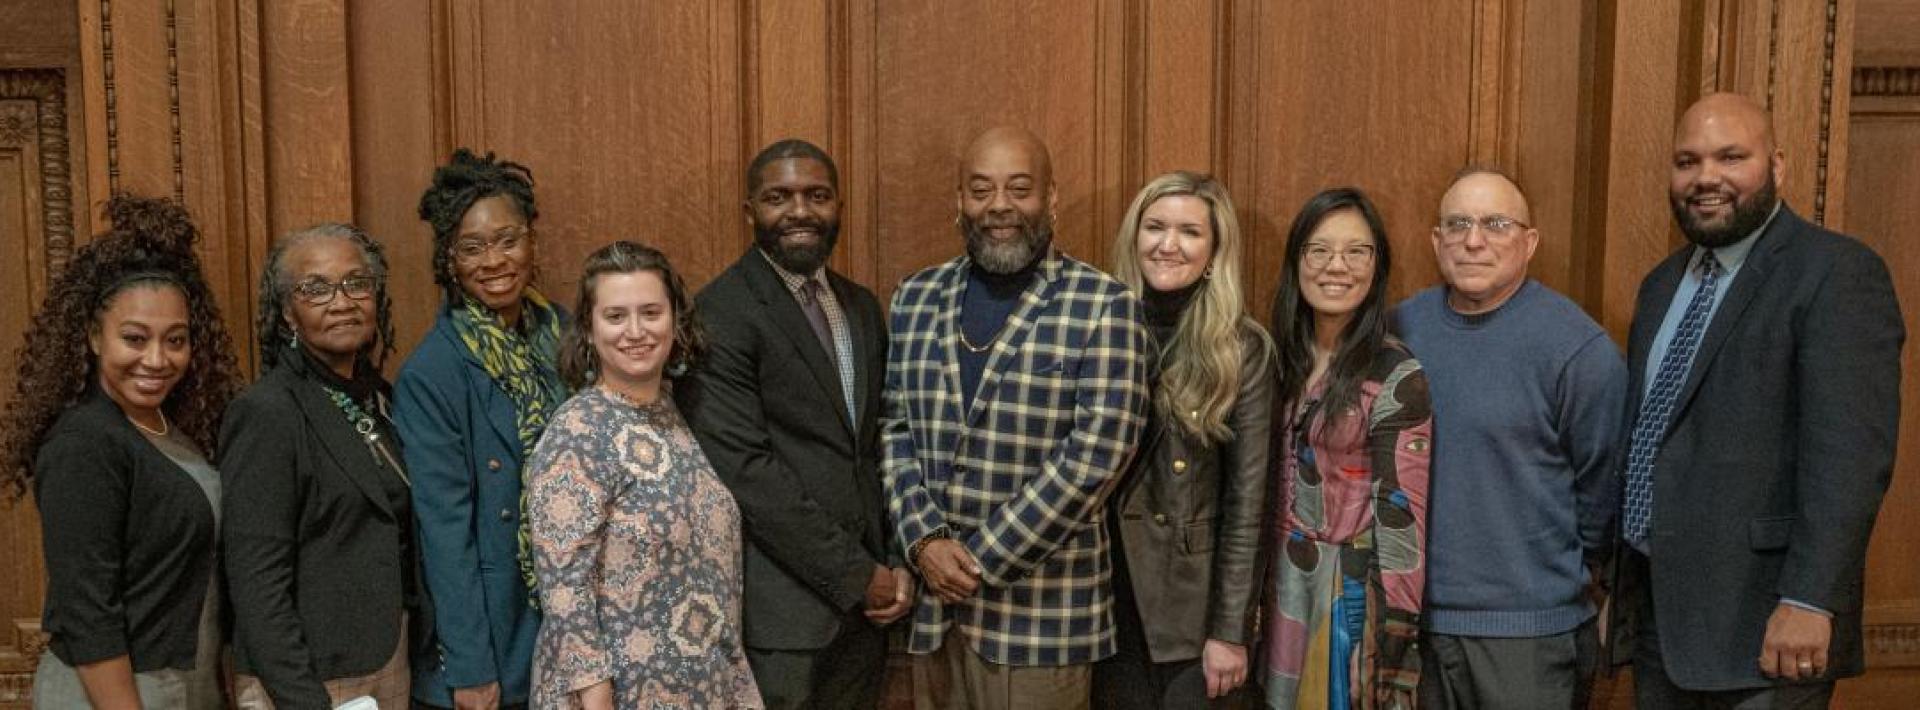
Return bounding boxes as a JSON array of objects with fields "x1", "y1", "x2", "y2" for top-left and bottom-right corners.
[{"x1": 1392, "y1": 280, "x2": 1628, "y2": 637}]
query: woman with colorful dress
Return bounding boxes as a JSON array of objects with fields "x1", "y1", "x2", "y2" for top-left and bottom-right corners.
[
  {"x1": 526, "y1": 241, "x2": 762, "y2": 709},
  {"x1": 5, "y1": 196, "x2": 243, "y2": 710},
  {"x1": 398, "y1": 149, "x2": 560, "y2": 710},
  {"x1": 1263, "y1": 188, "x2": 1433, "y2": 709},
  {"x1": 223, "y1": 223, "x2": 426, "y2": 708},
  {"x1": 1096, "y1": 171, "x2": 1274, "y2": 708}
]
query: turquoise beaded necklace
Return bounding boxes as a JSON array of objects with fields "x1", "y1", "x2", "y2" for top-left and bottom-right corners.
[{"x1": 323, "y1": 387, "x2": 411, "y2": 486}]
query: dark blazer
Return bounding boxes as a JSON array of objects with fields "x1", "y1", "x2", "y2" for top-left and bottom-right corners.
[
  {"x1": 1112, "y1": 322, "x2": 1273, "y2": 662},
  {"x1": 1611, "y1": 205, "x2": 1905, "y2": 690},
  {"x1": 222, "y1": 354, "x2": 424, "y2": 709},
  {"x1": 678, "y1": 249, "x2": 894, "y2": 650},
  {"x1": 393, "y1": 307, "x2": 549, "y2": 705},
  {"x1": 35, "y1": 391, "x2": 219, "y2": 672}
]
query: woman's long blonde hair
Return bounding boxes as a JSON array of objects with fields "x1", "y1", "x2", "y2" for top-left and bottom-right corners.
[{"x1": 1109, "y1": 171, "x2": 1265, "y2": 443}]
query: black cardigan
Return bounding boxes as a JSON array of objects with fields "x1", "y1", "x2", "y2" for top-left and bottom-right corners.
[
  {"x1": 35, "y1": 391, "x2": 219, "y2": 671},
  {"x1": 221, "y1": 353, "x2": 425, "y2": 709}
]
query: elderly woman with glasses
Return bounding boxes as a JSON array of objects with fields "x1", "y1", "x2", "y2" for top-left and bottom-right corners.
[
  {"x1": 224, "y1": 223, "x2": 428, "y2": 709},
  {"x1": 395, "y1": 149, "x2": 563, "y2": 710},
  {"x1": 1262, "y1": 188, "x2": 1433, "y2": 709}
]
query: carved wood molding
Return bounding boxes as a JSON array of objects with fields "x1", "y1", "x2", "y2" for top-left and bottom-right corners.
[
  {"x1": 1813, "y1": 0, "x2": 1837, "y2": 224},
  {"x1": 1853, "y1": 66, "x2": 1920, "y2": 96},
  {"x1": 0, "y1": 619, "x2": 45, "y2": 704},
  {"x1": 0, "y1": 68, "x2": 78, "y2": 279},
  {"x1": 95, "y1": 0, "x2": 185, "y2": 199},
  {"x1": 1866, "y1": 622, "x2": 1920, "y2": 668},
  {"x1": 97, "y1": 0, "x2": 118, "y2": 190}
]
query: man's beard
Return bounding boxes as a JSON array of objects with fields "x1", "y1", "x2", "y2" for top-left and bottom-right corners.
[
  {"x1": 961, "y1": 211, "x2": 1052, "y2": 274},
  {"x1": 1671, "y1": 175, "x2": 1777, "y2": 249},
  {"x1": 754, "y1": 220, "x2": 840, "y2": 274}
]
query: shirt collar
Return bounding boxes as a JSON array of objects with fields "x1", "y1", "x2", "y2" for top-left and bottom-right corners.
[{"x1": 758, "y1": 248, "x2": 827, "y2": 295}]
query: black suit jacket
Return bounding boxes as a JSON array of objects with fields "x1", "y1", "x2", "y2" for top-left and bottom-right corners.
[
  {"x1": 1612, "y1": 205, "x2": 1904, "y2": 690},
  {"x1": 679, "y1": 249, "x2": 895, "y2": 650},
  {"x1": 221, "y1": 355, "x2": 426, "y2": 708}
]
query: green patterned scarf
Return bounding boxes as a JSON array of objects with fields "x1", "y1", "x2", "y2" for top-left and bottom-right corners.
[{"x1": 449, "y1": 289, "x2": 567, "y2": 609}]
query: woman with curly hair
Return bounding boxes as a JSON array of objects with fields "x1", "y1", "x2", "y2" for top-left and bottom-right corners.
[
  {"x1": 396, "y1": 148, "x2": 561, "y2": 710},
  {"x1": 1, "y1": 195, "x2": 243, "y2": 709},
  {"x1": 526, "y1": 241, "x2": 760, "y2": 709},
  {"x1": 222, "y1": 223, "x2": 424, "y2": 708},
  {"x1": 1097, "y1": 171, "x2": 1274, "y2": 708}
]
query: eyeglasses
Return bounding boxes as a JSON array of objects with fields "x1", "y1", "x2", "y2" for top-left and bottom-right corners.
[
  {"x1": 1303, "y1": 244, "x2": 1376, "y2": 270},
  {"x1": 292, "y1": 275, "x2": 378, "y2": 306},
  {"x1": 1437, "y1": 214, "x2": 1530, "y2": 244},
  {"x1": 451, "y1": 227, "x2": 532, "y2": 266}
]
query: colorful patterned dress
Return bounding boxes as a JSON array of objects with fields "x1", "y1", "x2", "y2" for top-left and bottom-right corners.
[
  {"x1": 1263, "y1": 344, "x2": 1432, "y2": 710},
  {"x1": 527, "y1": 385, "x2": 763, "y2": 709}
]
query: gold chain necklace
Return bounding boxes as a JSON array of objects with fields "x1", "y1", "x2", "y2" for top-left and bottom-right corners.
[
  {"x1": 956, "y1": 323, "x2": 1009, "y2": 354},
  {"x1": 129, "y1": 411, "x2": 171, "y2": 437}
]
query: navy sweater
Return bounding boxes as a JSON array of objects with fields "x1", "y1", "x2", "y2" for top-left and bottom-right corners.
[{"x1": 1392, "y1": 280, "x2": 1628, "y2": 637}]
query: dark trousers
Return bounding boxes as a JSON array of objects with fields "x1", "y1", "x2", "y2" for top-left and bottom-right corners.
[
  {"x1": 1623, "y1": 550, "x2": 1835, "y2": 710},
  {"x1": 1091, "y1": 532, "x2": 1248, "y2": 710},
  {"x1": 1418, "y1": 619, "x2": 1599, "y2": 710},
  {"x1": 745, "y1": 611, "x2": 888, "y2": 710}
]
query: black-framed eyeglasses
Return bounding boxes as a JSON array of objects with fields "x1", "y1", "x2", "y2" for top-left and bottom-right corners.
[
  {"x1": 292, "y1": 275, "x2": 379, "y2": 306},
  {"x1": 1437, "y1": 214, "x2": 1530, "y2": 244},
  {"x1": 1303, "y1": 244, "x2": 1376, "y2": 270},
  {"x1": 451, "y1": 226, "x2": 533, "y2": 266}
]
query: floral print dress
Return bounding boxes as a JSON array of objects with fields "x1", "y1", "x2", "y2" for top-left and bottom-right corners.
[
  {"x1": 1263, "y1": 344, "x2": 1432, "y2": 710},
  {"x1": 527, "y1": 385, "x2": 762, "y2": 709}
]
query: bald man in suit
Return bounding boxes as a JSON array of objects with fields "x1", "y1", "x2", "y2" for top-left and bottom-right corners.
[{"x1": 1610, "y1": 93, "x2": 1904, "y2": 708}]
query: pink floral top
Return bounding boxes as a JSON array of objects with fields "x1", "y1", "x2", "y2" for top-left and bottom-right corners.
[{"x1": 527, "y1": 385, "x2": 762, "y2": 709}]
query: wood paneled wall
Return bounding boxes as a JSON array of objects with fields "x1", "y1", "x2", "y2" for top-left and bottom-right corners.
[{"x1": 2, "y1": 0, "x2": 1912, "y2": 706}]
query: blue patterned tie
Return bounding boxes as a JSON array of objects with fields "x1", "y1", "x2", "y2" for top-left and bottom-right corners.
[{"x1": 1622, "y1": 252, "x2": 1722, "y2": 547}]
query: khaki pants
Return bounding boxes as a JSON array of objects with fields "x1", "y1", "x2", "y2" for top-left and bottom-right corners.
[
  {"x1": 235, "y1": 613, "x2": 410, "y2": 709},
  {"x1": 911, "y1": 629, "x2": 1090, "y2": 710}
]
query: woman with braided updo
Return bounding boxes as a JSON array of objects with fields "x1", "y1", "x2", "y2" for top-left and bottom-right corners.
[
  {"x1": 396, "y1": 149, "x2": 563, "y2": 710},
  {"x1": 3, "y1": 195, "x2": 242, "y2": 709},
  {"x1": 223, "y1": 222, "x2": 426, "y2": 709}
]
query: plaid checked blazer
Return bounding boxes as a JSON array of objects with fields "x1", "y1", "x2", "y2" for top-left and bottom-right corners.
[{"x1": 882, "y1": 248, "x2": 1150, "y2": 666}]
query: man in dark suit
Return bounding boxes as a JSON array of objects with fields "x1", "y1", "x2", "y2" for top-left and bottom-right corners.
[
  {"x1": 680, "y1": 138, "x2": 910, "y2": 709},
  {"x1": 1613, "y1": 92, "x2": 1904, "y2": 708}
]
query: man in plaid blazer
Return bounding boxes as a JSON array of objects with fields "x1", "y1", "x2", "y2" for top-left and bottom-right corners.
[{"x1": 885, "y1": 126, "x2": 1150, "y2": 709}]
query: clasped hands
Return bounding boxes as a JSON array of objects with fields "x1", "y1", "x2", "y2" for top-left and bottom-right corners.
[
  {"x1": 917, "y1": 538, "x2": 984, "y2": 603},
  {"x1": 864, "y1": 563, "x2": 915, "y2": 625}
]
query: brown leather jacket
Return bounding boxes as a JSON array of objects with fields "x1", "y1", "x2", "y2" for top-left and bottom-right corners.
[{"x1": 1112, "y1": 322, "x2": 1275, "y2": 662}]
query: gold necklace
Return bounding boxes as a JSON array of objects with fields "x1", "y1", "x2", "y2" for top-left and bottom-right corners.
[
  {"x1": 129, "y1": 411, "x2": 171, "y2": 437},
  {"x1": 956, "y1": 324, "x2": 1007, "y2": 354}
]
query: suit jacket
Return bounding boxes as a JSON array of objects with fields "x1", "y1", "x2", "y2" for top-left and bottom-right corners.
[
  {"x1": 1112, "y1": 322, "x2": 1273, "y2": 662},
  {"x1": 222, "y1": 354, "x2": 426, "y2": 709},
  {"x1": 392, "y1": 306, "x2": 552, "y2": 703},
  {"x1": 678, "y1": 249, "x2": 894, "y2": 650},
  {"x1": 1611, "y1": 205, "x2": 1904, "y2": 690},
  {"x1": 35, "y1": 391, "x2": 220, "y2": 672},
  {"x1": 884, "y1": 249, "x2": 1151, "y2": 666}
]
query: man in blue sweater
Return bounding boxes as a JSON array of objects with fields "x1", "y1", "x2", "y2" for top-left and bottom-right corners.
[{"x1": 1394, "y1": 166, "x2": 1628, "y2": 709}]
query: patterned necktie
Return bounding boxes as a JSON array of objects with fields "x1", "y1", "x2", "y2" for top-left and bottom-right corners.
[
  {"x1": 799, "y1": 280, "x2": 855, "y2": 420},
  {"x1": 1622, "y1": 251, "x2": 1723, "y2": 547}
]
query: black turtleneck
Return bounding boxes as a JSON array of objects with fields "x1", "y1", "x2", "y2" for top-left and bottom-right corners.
[
  {"x1": 958, "y1": 255, "x2": 1042, "y2": 410},
  {"x1": 1142, "y1": 281, "x2": 1200, "y2": 347},
  {"x1": 295, "y1": 345, "x2": 383, "y2": 404}
]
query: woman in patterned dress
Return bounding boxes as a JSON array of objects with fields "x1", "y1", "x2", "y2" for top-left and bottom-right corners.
[
  {"x1": 1263, "y1": 188, "x2": 1433, "y2": 709},
  {"x1": 527, "y1": 241, "x2": 762, "y2": 709}
]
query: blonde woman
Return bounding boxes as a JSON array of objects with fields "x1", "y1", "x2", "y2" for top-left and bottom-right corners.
[{"x1": 1095, "y1": 171, "x2": 1274, "y2": 708}]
